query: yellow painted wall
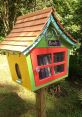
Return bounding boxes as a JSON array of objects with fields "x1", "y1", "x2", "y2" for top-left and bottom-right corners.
[{"x1": 7, "y1": 53, "x2": 32, "y2": 90}]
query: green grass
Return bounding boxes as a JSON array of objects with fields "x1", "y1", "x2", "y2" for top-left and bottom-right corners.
[
  {"x1": 0, "y1": 81, "x2": 82, "y2": 117},
  {"x1": 46, "y1": 81, "x2": 82, "y2": 117},
  {"x1": 0, "y1": 55, "x2": 82, "y2": 117},
  {"x1": 0, "y1": 84, "x2": 36, "y2": 117}
]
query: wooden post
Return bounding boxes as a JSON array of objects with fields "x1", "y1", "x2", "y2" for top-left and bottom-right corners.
[{"x1": 36, "y1": 88, "x2": 46, "y2": 117}]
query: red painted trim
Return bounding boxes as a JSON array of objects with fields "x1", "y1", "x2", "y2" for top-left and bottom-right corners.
[{"x1": 30, "y1": 48, "x2": 68, "y2": 86}]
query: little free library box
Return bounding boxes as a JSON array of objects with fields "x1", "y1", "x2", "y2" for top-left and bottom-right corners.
[{"x1": 0, "y1": 7, "x2": 78, "y2": 91}]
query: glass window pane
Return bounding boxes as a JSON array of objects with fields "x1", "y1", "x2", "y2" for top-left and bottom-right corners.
[
  {"x1": 54, "y1": 52, "x2": 64, "y2": 63},
  {"x1": 39, "y1": 67, "x2": 52, "y2": 79},
  {"x1": 37, "y1": 54, "x2": 52, "y2": 66},
  {"x1": 54, "y1": 64, "x2": 64, "y2": 74}
]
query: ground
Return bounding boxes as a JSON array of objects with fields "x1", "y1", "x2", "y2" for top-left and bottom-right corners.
[{"x1": 0, "y1": 55, "x2": 82, "y2": 117}]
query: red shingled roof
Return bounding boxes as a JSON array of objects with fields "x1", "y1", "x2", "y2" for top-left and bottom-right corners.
[{"x1": 0, "y1": 7, "x2": 77, "y2": 53}]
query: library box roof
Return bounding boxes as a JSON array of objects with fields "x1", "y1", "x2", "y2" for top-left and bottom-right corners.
[{"x1": 0, "y1": 7, "x2": 78, "y2": 55}]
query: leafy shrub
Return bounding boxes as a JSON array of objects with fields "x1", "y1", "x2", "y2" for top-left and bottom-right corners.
[
  {"x1": 0, "y1": 36, "x2": 4, "y2": 41},
  {"x1": 68, "y1": 54, "x2": 82, "y2": 81},
  {"x1": 78, "y1": 90, "x2": 82, "y2": 106}
]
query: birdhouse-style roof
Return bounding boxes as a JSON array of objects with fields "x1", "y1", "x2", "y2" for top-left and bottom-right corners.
[{"x1": 0, "y1": 7, "x2": 78, "y2": 54}]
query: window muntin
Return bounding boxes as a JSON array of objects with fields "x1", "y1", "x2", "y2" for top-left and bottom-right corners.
[
  {"x1": 39, "y1": 67, "x2": 52, "y2": 79},
  {"x1": 37, "y1": 54, "x2": 52, "y2": 79},
  {"x1": 37, "y1": 52, "x2": 65, "y2": 80},
  {"x1": 54, "y1": 52, "x2": 64, "y2": 63},
  {"x1": 54, "y1": 64, "x2": 64, "y2": 74},
  {"x1": 53, "y1": 52, "x2": 65, "y2": 74},
  {"x1": 37, "y1": 54, "x2": 51, "y2": 66},
  {"x1": 31, "y1": 48, "x2": 68, "y2": 86}
]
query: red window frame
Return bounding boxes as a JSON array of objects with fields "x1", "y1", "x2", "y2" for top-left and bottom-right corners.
[{"x1": 30, "y1": 48, "x2": 68, "y2": 86}]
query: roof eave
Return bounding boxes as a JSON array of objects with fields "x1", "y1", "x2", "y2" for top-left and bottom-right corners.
[{"x1": 50, "y1": 15, "x2": 78, "y2": 46}]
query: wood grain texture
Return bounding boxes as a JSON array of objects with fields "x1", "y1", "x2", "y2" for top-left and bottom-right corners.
[
  {"x1": 7, "y1": 31, "x2": 40, "y2": 37},
  {"x1": 36, "y1": 88, "x2": 46, "y2": 117},
  {"x1": 0, "y1": 40, "x2": 33, "y2": 47},
  {"x1": 17, "y1": 7, "x2": 52, "y2": 20},
  {"x1": 16, "y1": 13, "x2": 50, "y2": 24},
  {"x1": 5, "y1": 36, "x2": 36, "y2": 41},
  {"x1": 12, "y1": 24, "x2": 44, "y2": 32},
  {"x1": 14, "y1": 18, "x2": 48, "y2": 29},
  {"x1": 0, "y1": 8, "x2": 52, "y2": 52},
  {"x1": 7, "y1": 31, "x2": 40, "y2": 38},
  {"x1": 0, "y1": 44, "x2": 27, "y2": 52}
]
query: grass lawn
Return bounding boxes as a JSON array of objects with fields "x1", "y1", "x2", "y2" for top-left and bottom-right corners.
[{"x1": 0, "y1": 55, "x2": 82, "y2": 117}]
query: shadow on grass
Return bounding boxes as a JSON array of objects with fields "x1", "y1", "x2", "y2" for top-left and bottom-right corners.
[
  {"x1": 46, "y1": 81, "x2": 82, "y2": 117},
  {"x1": 0, "y1": 84, "x2": 36, "y2": 117}
]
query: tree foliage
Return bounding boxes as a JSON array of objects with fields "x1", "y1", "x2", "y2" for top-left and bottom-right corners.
[{"x1": 0, "y1": 0, "x2": 36, "y2": 38}]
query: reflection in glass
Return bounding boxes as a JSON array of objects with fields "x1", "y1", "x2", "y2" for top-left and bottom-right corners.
[
  {"x1": 37, "y1": 54, "x2": 51, "y2": 66},
  {"x1": 39, "y1": 67, "x2": 52, "y2": 79},
  {"x1": 54, "y1": 52, "x2": 64, "y2": 63},
  {"x1": 54, "y1": 64, "x2": 64, "y2": 74}
]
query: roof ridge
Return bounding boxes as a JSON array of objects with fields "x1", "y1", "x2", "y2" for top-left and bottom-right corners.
[{"x1": 17, "y1": 7, "x2": 54, "y2": 20}]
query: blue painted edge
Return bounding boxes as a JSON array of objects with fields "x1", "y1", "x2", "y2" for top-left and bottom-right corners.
[
  {"x1": 22, "y1": 14, "x2": 77, "y2": 55},
  {"x1": 50, "y1": 15, "x2": 76, "y2": 46}
]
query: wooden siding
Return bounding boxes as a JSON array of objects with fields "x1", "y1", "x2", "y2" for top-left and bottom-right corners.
[
  {"x1": 0, "y1": 45, "x2": 27, "y2": 52},
  {"x1": 17, "y1": 7, "x2": 53, "y2": 20}
]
